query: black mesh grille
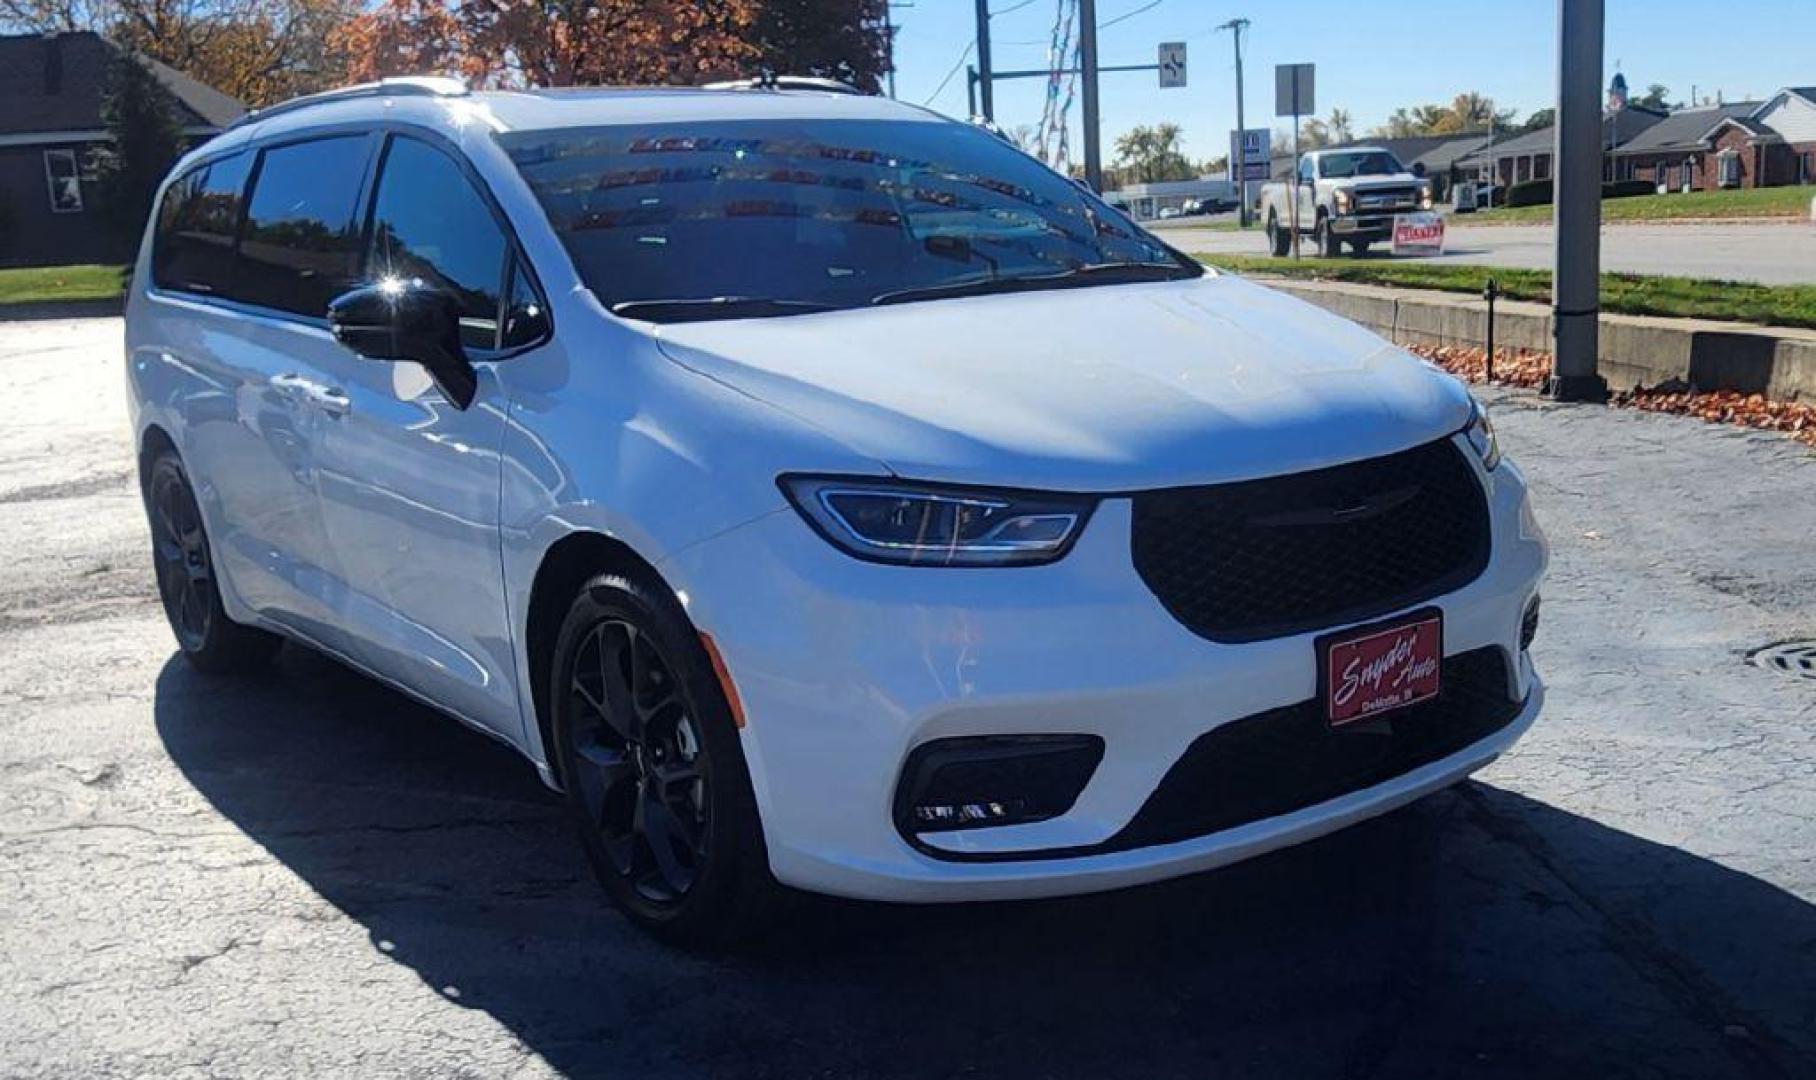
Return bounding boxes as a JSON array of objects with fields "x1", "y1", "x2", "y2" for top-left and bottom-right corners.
[
  {"x1": 1131, "y1": 438, "x2": 1491, "y2": 643},
  {"x1": 1109, "y1": 647, "x2": 1519, "y2": 851}
]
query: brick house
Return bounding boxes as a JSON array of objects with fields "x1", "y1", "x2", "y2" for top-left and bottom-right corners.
[
  {"x1": 1614, "y1": 90, "x2": 1816, "y2": 192},
  {"x1": 1455, "y1": 105, "x2": 1667, "y2": 189},
  {"x1": 0, "y1": 31, "x2": 244, "y2": 269}
]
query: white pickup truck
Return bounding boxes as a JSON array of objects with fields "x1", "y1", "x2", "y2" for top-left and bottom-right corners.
[{"x1": 1256, "y1": 147, "x2": 1434, "y2": 257}]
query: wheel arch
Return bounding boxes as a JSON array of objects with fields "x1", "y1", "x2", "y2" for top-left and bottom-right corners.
[
  {"x1": 522, "y1": 530, "x2": 672, "y2": 788},
  {"x1": 137, "y1": 423, "x2": 179, "y2": 489}
]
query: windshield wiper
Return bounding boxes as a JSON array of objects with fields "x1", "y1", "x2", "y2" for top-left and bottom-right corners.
[
  {"x1": 610, "y1": 296, "x2": 840, "y2": 323},
  {"x1": 871, "y1": 261, "x2": 1196, "y2": 307}
]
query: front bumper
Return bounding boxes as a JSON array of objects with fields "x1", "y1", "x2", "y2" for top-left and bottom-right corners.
[
  {"x1": 1329, "y1": 212, "x2": 1414, "y2": 239},
  {"x1": 661, "y1": 445, "x2": 1546, "y2": 902}
]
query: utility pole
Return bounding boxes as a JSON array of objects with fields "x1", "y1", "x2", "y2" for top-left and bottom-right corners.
[
  {"x1": 1548, "y1": 0, "x2": 1609, "y2": 401},
  {"x1": 1079, "y1": 0, "x2": 1103, "y2": 190},
  {"x1": 887, "y1": 2, "x2": 914, "y2": 98},
  {"x1": 973, "y1": 0, "x2": 994, "y2": 120},
  {"x1": 1219, "y1": 18, "x2": 1251, "y2": 226}
]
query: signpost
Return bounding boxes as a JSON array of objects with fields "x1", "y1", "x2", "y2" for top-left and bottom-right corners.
[
  {"x1": 1157, "y1": 42, "x2": 1187, "y2": 88},
  {"x1": 1275, "y1": 63, "x2": 1314, "y2": 257},
  {"x1": 1229, "y1": 127, "x2": 1269, "y2": 219}
]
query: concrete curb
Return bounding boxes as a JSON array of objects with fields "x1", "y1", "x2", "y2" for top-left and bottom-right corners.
[
  {"x1": 1258, "y1": 277, "x2": 1816, "y2": 402},
  {"x1": 0, "y1": 297, "x2": 124, "y2": 322}
]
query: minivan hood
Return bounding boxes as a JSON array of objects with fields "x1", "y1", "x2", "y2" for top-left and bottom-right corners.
[{"x1": 650, "y1": 274, "x2": 1473, "y2": 491}]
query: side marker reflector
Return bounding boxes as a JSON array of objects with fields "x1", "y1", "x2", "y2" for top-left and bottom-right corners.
[{"x1": 698, "y1": 631, "x2": 746, "y2": 729}]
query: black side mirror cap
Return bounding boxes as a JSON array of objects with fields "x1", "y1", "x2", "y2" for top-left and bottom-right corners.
[{"x1": 327, "y1": 281, "x2": 477, "y2": 409}]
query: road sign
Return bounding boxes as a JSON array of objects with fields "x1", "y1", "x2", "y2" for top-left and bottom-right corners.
[
  {"x1": 1229, "y1": 127, "x2": 1270, "y2": 181},
  {"x1": 1158, "y1": 42, "x2": 1187, "y2": 88},
  {"x1": 1274, "y1": 63, "x2": 1314, "y2": 117}
]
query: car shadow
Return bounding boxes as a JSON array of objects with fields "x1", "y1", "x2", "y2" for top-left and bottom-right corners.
[{"x1": 154, "y1": 649, "x2": 1816, "y2": 1079}]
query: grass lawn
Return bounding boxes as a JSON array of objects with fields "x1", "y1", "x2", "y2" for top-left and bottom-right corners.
[
  {"x1": 1195, "y1": 253, "x2": 1816, "y2": 331},
  {"x1": 0, "y1": 264, "x2": 128, "y2": 306},
  {"x1": 1466, "y1": 184, "x2": 1816, "y2": 225}
]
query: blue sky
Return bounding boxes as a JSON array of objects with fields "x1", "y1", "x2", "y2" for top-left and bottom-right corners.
[{"x1": 888, "y1": 0, "x2": 1816, "y2": 162}]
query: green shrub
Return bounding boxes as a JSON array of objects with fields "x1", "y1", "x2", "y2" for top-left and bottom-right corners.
[
  {"x1": 1505, "y1": 178, "x2": 1553, "y2": 207},
  {"x1": 1603, "y1": 179, "x2": 1655, "y2": 199}
]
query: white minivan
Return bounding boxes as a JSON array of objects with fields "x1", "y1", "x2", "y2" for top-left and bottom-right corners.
[{"x1": 127, "y1": 78, "x2": 1546, "y2": 944}]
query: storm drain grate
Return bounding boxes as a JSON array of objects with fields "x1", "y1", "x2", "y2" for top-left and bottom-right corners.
[{"x1": 1749, "y1": 641, "x2": 1816, "y2": 681}]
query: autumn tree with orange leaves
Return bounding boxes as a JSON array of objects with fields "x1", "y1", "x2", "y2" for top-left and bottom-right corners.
[
  {"x1": 333, "y1": 0, "x2": 891, "y2": 92},
  {"x1": 334, "y1": 0, "x2": 760, "y2": 88}
]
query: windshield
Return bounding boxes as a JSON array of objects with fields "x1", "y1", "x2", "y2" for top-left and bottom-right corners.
[
  {"x1": 1318, "y1": 151, "x2": 1406, "y2": 179},
  {"x1": 497, "y1": 119, "x2": 1195, "y2": 320}
]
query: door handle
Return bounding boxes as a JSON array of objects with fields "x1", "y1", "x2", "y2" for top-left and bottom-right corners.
[
  {"x1": 270, "y1": 373, "x2": 350, "y2": 417},
  {"x1": 305, "y1": 385, "x2": 351, "y2": 417}
]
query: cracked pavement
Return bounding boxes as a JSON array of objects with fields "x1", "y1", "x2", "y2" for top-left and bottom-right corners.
[{"x1": 1, "y1": 316, "x2": 1813, "y2": 1078}]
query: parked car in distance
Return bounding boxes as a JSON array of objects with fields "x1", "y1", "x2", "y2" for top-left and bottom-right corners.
[
  {"x1": 1258, "y1": 147, "x2": 1434, "y2": 256},
  {"x1": 127, "y1": 78, "x2": 1545, "y2": 945}
]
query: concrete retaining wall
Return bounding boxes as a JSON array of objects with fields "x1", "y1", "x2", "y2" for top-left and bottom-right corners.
[{"x1": 1261, "y1": 278, "x2": 1816, "y2": 402}]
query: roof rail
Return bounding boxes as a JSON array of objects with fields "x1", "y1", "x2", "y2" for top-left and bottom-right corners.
[
  {"x1": 701, "y1": 74, "x2": 866, "y2": 96},
  {"x1": 228, "y1": 76, "x2": 469, "y2": 131}
]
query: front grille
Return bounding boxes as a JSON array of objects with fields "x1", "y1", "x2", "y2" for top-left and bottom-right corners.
[
  {"x1": 917, "y1": 647, "x2": 1522, "y2": 862},
  {"x1": 1131, "y1": 437, "x2": 1490, "y2": 643},
  {"x1": 1357, "y1": 186, "x2": 1418, "y2": 208}
]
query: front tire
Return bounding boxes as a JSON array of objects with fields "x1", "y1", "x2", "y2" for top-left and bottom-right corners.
[
  {"x1": 143, "y1": 450, "x2": 281, "y2": 674},
  {"x1": 550, "y1": 572, "x2": 780, "y2": 946},
  {"x1": 1315, "y1": 215, "x2": 1342, "y2": 257}
]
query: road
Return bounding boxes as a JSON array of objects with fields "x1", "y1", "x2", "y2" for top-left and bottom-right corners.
[
  {"x1": 2, "y1": 316, "x2": 1814, "y2": 1078},
  {"x1": 1157, "y1": 217, "x2": 1816, "y2": 285}
]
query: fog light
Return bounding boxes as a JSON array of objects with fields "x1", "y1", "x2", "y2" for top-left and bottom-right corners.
[
  {"x1": 1520, "y1": 595, "x2": 1541, "y2": 651},
  {"x1": 895, "y1": 735, "x2": 1104, "y2": 835}
]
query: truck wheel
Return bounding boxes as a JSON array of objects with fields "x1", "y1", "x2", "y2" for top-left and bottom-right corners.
[
  {"x1": 1266, "y1": 214, "x2": 1290, "y2": 257},
  {"x1": 1316, "y1": 216, "x2": 1342, "y2": 258}
]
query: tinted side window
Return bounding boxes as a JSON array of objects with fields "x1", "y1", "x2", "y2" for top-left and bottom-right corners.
[
  {"x1": 366, "y1": 136, "x2": 507, "y2": 350},
  {"x1": 237, "y1": 135, "x2": 372, "y2": 317},
  {"x1": 152, "y1": 151, "x2": 252, "y2": 296}
]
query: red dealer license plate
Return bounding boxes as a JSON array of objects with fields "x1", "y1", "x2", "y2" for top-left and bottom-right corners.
[{"x1": 1321, "y1": 611, "x2": 1442, "y2": 727}]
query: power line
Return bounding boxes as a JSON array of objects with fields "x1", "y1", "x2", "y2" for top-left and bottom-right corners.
[
  {"x1": 923, "y1": 40, "x2": 976, "y2": 106},
  {"x1": 1101, "y1": 0, "x2": 1167, "y2": 30},
  {"x1": 991, "y1": 0, "x2": 1040, "y2": 15}
]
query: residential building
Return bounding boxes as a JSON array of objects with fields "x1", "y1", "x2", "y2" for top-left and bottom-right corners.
[{"x1": 0, "y1": 31, "x2": 244, "y2": 269}]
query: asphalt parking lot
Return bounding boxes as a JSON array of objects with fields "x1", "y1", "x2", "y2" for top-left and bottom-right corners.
[
  {"x1": 1158, "y1": 217, "x2": 1816, "y2": 285},
  {"x1": 2, "y1": 315, "x2": 1814, "y2": 1079}
]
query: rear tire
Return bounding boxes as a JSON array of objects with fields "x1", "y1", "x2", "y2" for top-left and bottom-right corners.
[
  {"x1": 1266, "y1": 213, "x2": 1290, "y2": 257},
  {"x1": 143, "y1": 450, "x2": 281, "y2": 674},
  {"x1": 549, "y1": 571, "x2": 782, "y2": 947}
]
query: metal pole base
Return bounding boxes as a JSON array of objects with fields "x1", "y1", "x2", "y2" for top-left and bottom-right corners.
[{"x1": 1543, "y1": 373, "x2": 1610, "y2": 402}]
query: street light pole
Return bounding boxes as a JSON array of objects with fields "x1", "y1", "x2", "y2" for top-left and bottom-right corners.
[
  {"x1": 1079, "y1": 0, "x2": 1103, "y2": 190},
  {"x1": 1548, "y1": 0, "x2": 1610, "y2": 401},
  {"x1": 1219, "y1": 18, "x2": 1252, "y2": 227}
]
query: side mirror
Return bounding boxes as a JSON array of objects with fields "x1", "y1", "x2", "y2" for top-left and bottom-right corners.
[{"x1": 327, "y1": 280, "x2": 477, "y2": 409}]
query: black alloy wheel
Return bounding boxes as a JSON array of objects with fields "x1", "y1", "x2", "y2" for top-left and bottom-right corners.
[
  {"x1": 148, "y1": 458, "x2": 214, "y2": 652},
  {"x1": 565, "y1": 617, "x2": 710, "y2": 904},
  {"x1": 551, "y1": 573, "x2": 779, "y2": 945},
  {"x1": 143, "y1": 451, "x2": 281, "y2": 673}
]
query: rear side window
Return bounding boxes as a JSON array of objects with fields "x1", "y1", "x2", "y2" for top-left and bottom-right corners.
[
  {"x1": 366, "y1": 136, "x2": 508, "y2": 350},
  {"x1": 237, "y1": 135, "x2": 372, "y2": 317},
  {"x1": 152, "y1": 152, "x2": 252, "y2": 296}
]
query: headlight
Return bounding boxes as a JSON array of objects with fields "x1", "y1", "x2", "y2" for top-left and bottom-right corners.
[
  {"x1": 1463, "y1": 399, "x2": 1501, "y2": 471},
  {"x1": 1333, "y1": 188, "x2": 1353, "y2": 213},
  {"x1": 780, "y1": 477, "x2": 1094, "y2": 567},
  {"x1": 1419, "y1": 186, "x2": 1434, "y2": 210}
]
